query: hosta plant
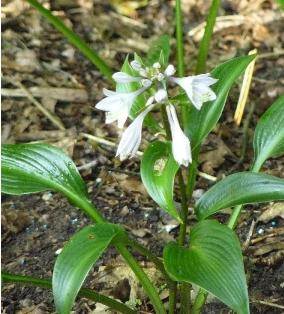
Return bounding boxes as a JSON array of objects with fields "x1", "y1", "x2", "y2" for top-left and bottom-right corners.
[{"x1": 2, "y1": 1, "x2": 284, "y2": 314}]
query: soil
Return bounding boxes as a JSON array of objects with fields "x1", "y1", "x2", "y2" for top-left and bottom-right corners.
[{"x1": 1, "y1": 0, "x2": 284, "y2": 313}]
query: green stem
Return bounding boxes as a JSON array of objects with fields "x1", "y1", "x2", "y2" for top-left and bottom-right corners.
[
  {"x1": 178, "y1": 170, "x2": 191, "y2": 314},
  {"x1": 128, "y1": 239, "x2": 174, "y2": 285},
  {"x1": 2, "y1": 272, "x2": 135, "y2": 314},
  {"x1": 178, "y1": 170, "x2": 189, "y2": 246},
  {"x1": 175, "y1": 0, "x2": 185, "y2": 77},
  {"x1": 191, "y1": 289, "x2": 208, "y2": 314},
  {"x1": 180, "y1": 284, "x2": 191, "y2": 314},
  {"x1": 115, "y1": 243, "x2": 166, "y2": 314},
  {"x1": 186, "y1": 146, "x2": 201, "y2": 198},
  {"x1": 162, "y1": 102, "x2": 195, "y2": 313},
  {"x1": 227, "y1": 204, "x2": 243, "y2": 229},
  {"x1": 169, "y1": 285, "x2": 178, "y2": 314},
  {"x1": 178, "y1": 147, "x2": 201, "y2": 314},
  {"x1": 70, "y1": 195, "x2": 106, "y2": 223},
  {"x1": 26, "y1": 0, "x2": 113, "y2": 82},
  {"x1": 195, "y1": 0, "x2": 220, "y2": 74}
]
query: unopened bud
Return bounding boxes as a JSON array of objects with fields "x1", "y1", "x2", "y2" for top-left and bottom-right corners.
[
  {"x1": 165, "y1": 64, "x2": 176, "y2": 76},
  {"x1": 130, "y1": 60, "x2": 142, "y2": 71}
]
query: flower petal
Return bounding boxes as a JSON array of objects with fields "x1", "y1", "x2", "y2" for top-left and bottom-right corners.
[
  {"x1": 130, "y1": 60, "x2": 142, "y2": 71},
  {"x1": 171, "y1": 73, "x2": 217, "y2": 110},
  {"x1": 166, "y1": 104, "x2": 192, "y2": 166},
  {"x1": 154, "y1": 88, "x2": 168, "y2": 103},
  {"x1": 96, "y1": 85, "x2": 151, "y2": 128},
  {"x1": 116, "y1": 104, "x2": 155, "y2": 160},
  {"x1": 192, "y1": 73, "x2": 218, "y2": 86},
  {"x1": 112, "y1": 72, "x2": 141, "y2": 83}
]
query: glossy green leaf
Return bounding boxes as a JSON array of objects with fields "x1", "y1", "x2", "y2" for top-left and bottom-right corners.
[
  {"x1": 253, "y1": 96, "x2": 284, "y2": 171},
  {"x1": 141, "y1": 141, "x2": 181, "y2": 221},
  {"x1": 53, "y1": 223, "x2": 126, "y2": 314},
  {"x1": 2, "y1": 144, "x2": 88, "y2": 199},
  {"x1": 1, "y1": 144, "x2": 104, "y2": 222},
  {"x1": 196, "y1": 172, "x2": 284, "y2": 220},
  {"x1": 164, "y1": 220, "x2": 249, "y2": 313},
  {"x1": 146, "y1": 34, "x2": 171, "y2": 66},
  {"x1": 184, "y1": 55, "x2": 256, "y2": 148}
]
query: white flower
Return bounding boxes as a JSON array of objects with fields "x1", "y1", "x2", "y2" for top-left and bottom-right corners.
[
  {"x1": 96, "y1": 85, "x2": 150, "y2": 128},
  {"x1": 130, "y1": 60, "x2": 142, "y2": 71},
  {"x1": 153, "y1": 62, "x2": 161, "y2": 69},
  {"x1": 112, "y1": 72, "x2": 142, "y2": 83},
  {"x1": 164, "y1": 64, "x2": 176, "y2": 77},
  {"x1": 154, "y1": 88, "x2": 168, "y2": 103},
  {"x1": 171, "y1": 73, "x2": 218, "y2": 110},
  {"x1": 116, "y1": 100, "x2": 155, "y2": 160},
  {"x1": 166, "y1": 104, "x2": 192, "y2": 166}
]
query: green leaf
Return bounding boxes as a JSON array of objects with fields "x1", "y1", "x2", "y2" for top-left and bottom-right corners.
[
  {"x1": 253, "y1": 96, "x2": 284, "y2": 171},
  {"x1": 146, "y1": 34, "x2": 171, "y2": 66},
  {"x1": 164, "y1": 220, "x2": 249, "y2": 314},
  {"x1": 184, "y1": 55, "x2": 256, "y2": 148},
  {"x1": 53, "y1": 223, "x2": 126, "y2": 314},
  {"x1": 195, "y1": 172, "x2": 284, "y2": 220},
  {"x1": 141, "y1": 141, "x2": 181, "y2": 221},
  {"x1": 2, "y1": 144, "x2": 88, "y2": 199},
  {"x1": 275, "y1": 0, "x2": 284, "y2": 10},
  {"x1": 1, "y1": 144, "x2": 104, "y2": 222}
]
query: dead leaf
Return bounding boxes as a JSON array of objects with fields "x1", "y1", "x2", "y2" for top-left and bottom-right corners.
[
  {"x1": 200, "y1": 137, "x2": 233, "y2": 174},
  {"x1": 253, "y1": 241, "x2": 284, "y2": 256},
  {"x1": 252, "y1": 24, "x2": 270, "y2": 43},
  {"x1": 94, "y1": 263, "x2": 163, "y2": 302},
  {"x1": 110, "y1": 0, "x2": 148, "y2": 17},
  {"x1": 258, "y1": 203, "x2": 284, "y2": 223},
  {"x1": 2, "y1": 209, "x2": 32, "y2": 234}
]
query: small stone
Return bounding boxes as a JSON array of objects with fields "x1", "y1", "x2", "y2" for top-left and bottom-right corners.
[
  {"x1": 55, "y1": 248, "x2": 63, "y2": 255},
  {"x1": 120, "y1": 206, "x2": 129, "y2": 217},
  {"x1": 42, "y1": 192, "x2": 52, "y2": 201},
  {"x1": 257, "y1": 227, "x2": 265, "y2": 235}
]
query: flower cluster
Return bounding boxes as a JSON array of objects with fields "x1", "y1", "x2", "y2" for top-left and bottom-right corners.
[{"x1": 96, "y1": 59, "x2": 218, "y2": 167}]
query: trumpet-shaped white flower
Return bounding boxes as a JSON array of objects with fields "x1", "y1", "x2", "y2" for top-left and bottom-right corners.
[
  {"x1": 96, "y1": 83, "x2": 151, "y2": 128},
  {"x1": 171, "y1": 73, "x2": 218, "y2": 110},
  {"x1": 166, "y1": 104, "x2": 192, "y2": 167},
  {"x1": 116, "y1": 97, "x2": 155, "y2": 160}
]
